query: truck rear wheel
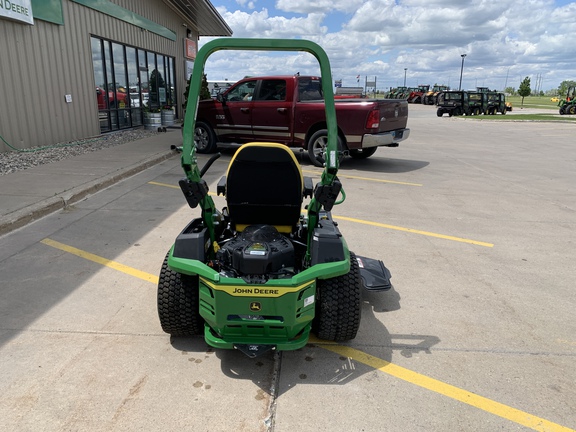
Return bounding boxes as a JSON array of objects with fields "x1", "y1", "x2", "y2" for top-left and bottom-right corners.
[
  {"x1": 312, "y1": 252, "x2": 362, "y2": 341},
  {"x1": 307, "y1": 129, "x2": 345, "y2": 167},
  {"x1": 157, "y1": 252, "x2": 203, "y2": 336},
  {"x1": 194, "y1": 121, "x2": 217, "y2": 154},
  {"x1": 349, "y1": 147, "x2": 377, "y2": 159}
]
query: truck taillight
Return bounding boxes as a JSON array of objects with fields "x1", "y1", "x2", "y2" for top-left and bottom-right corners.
[{"x1": 365, "y1": 109, "x2": 380, "y2": 129}]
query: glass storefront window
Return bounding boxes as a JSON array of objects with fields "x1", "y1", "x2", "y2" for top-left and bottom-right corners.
[
  {"x1": 112, "y1": 43, "x2": 130, "y2": 129},
  {"x1": 91, "y1": 37, "x2": 110, "y2": 132},
  {"x1": 126, "y1": 47, "x2": 142, "y2": 126},
  {"x1": 90, "y1": 36, "x2": 176, "y2": 133},
  {"x1": 147, "y1": 53, "x2": 159, "y2": 109}
]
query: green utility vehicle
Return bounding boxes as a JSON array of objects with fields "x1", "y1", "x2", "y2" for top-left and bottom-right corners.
[
  {"x1": 157, "y1": 38, "x2": 392, "y2": 358},
  {"x1": 468, "y1": 92, "x2": 488, "y2": 115},
  {"x1": 559, "y1": 85, "x2": 576, "y2": 115},
  {"x1": 485, "y1": 92, "x2": 509, "y2": 115},
  {"x1": 436, "y1": 91, "x2": 470, "y2": 116}
]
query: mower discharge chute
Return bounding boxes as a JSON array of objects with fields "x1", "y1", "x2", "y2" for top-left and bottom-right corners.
[{"x1": 157, "y1": 38, "x2": 392, "y2": 358}]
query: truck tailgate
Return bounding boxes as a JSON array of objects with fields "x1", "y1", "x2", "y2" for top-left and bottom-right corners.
[{"x1": 377, "y1": 99, "x2": 409, "y2": 132}]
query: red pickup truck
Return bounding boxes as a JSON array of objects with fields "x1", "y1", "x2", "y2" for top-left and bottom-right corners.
[{"x1": 193, "y1": 75, "x2": 410, "y2": 166}]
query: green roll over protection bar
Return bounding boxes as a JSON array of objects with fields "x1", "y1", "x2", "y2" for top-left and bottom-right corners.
[{"x1": 180, "y1": 38, "x2": 341, "y2": 263}]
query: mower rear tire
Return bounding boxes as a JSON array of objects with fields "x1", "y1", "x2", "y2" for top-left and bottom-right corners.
[
  {"x1": 157, "y1": 252, "x2": 203, "y2": 336},
  {"x1": 313, "y1": 252, "x2": 362, "y2": 341}
]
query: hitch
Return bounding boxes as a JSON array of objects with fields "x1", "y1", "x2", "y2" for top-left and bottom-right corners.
[{"x1": 234, "y1": 344, "x2": 276, "y2": 358}]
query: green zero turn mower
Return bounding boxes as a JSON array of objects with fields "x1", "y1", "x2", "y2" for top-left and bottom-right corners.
[{"x1": 157, "y1": 38, "x2": 392, "y2": 358}]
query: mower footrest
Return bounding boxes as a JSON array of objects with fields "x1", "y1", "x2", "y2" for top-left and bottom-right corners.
[{"x1": 356, "y1": 256, "x2": 392, "y2": 291}]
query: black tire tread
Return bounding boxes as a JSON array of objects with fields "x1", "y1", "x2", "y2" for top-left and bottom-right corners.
[
  {"x1": 157, "y1": 252, "x2": 203, "y2": 336},
  {"x1": 313, "y1": 252, "x2": 362, "y2": 341}
]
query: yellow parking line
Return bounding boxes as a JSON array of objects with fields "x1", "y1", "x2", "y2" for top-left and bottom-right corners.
[
  {"x1": 148, "y1": 181, "x2": 219, "y2": 196},
  {"x1": 149, "y1": 182, "x2": 490, "y2": 247},
  {"x1": 39, "y1": 239, "x2": 572, "y2": 431},
  {"x1": 315, "y1": 342, "x2": 574, "y2": 432},
  {"x1": 40, "y1": 238, "x2": 159, "y2": 284},
  {"x1": 148, "y1": 181, "x2": 180, "y2": 189},
  {"x1": 333, "y1": 215, "x2": 494, "y2": 247},
  {"x1": 301, "y1": 169, "x2": 422, "y2": 186},
  {"x1": 149, "y1": 180, "x2": 484, "y2": 246}
]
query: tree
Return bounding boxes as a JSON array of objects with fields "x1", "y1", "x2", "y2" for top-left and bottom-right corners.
[
  {"x1": 518, "y1": 77, "x2": 531, "y2": 107},
  {"x1": 558, "y1": 80, "x2": 576, "y2": 97},
  {"x1": 504, "y1": 86, "x2": 516, "y2": 95},
  {"x1": 182, "y1": 74, "x2": 211, "y2": 113},
  {"x1": 200, "y1": 74, "x2": 211, "y2": 100}
]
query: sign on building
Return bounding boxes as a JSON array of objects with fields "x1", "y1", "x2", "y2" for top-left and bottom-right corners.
[
  {"x1": 0, "y1": 0, "x2": 34, "y2": 25},
  {"x1": 184, "y1": 38, "x2": 197, "y2": 60}
]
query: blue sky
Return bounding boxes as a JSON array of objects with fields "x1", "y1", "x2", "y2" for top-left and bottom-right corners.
[{"x1": 201, "y1": 0, "x2": 576, "y2": 92}]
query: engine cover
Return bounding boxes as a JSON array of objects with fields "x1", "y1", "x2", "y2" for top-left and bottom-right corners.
[{"x1": 217, "y1": 225, "x2": 295, "y2": 275}]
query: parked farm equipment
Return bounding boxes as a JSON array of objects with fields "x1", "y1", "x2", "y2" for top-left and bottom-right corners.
[
  {"x1": 423, "y1": 85, "x2": 450, "y2": 105},
  {"x1": 559, "y1": 85, "x2": 576, "y2": 115},
  {"x1": 408, "y1": 85, "x2": 430, "y2": 103}
]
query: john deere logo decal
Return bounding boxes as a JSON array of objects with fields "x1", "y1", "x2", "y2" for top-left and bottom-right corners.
[{"x1": 250, "y1": 302, "x2": 262, "y2": 312}]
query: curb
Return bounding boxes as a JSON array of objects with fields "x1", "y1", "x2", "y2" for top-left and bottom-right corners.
[{"x1": 0, "y1": 150, "x2": 177, "y2": 237}]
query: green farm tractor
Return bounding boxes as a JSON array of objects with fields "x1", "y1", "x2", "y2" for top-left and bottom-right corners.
[
  {"x1": 559, "y1": 85, "x2": 576, "y2": 115},
  {"x1": 157, "y1": 38, "x2": 392, "y2": 357}
]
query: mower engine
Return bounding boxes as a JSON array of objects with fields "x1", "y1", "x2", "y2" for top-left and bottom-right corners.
[{"x1": 216, "y1": 225, "x2": 296, "y2": 281}]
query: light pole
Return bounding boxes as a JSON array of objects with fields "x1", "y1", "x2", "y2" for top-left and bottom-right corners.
[
  {"x1": 459, "y1": 54, "x2": 466, "y2": 90},
  {"x1": 504, "y1": 67, "x2": 510, "y2": 91},
  {"x1": 403, "y1": 68, "x2": 407, "y2": 87}
]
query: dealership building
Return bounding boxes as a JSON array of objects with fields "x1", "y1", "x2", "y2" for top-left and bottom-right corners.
[{"x1": 0, "y1": 0, "x2": 231, "y2": 152}]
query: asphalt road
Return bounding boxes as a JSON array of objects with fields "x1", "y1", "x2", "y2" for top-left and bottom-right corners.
[{"x1": 1, "y1": 104, "x2": 575, "y2": 431}]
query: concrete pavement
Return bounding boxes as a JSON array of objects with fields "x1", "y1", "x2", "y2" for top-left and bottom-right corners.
[{"x1": 0, "y1": 130, "x2": 182, "y2": 236}]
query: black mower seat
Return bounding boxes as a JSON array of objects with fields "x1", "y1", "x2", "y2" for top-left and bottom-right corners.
[{"x1": 219, "y1": 143, "x2": 311, "y2": 233}]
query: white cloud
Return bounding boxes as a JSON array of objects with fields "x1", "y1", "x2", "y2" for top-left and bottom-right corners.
[
  {"x1": 275, "y1": 0, "x2": 366, "y2": 14},
  {"x1": 216, "y1": 8, "x2": 327, "y2": 38},
  {"x1": 203, "y1": 1, "x2": 576, "y2": 91}
]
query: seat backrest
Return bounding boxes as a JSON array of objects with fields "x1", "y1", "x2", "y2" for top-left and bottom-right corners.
[{"x1": 225, "y1": 143, "x2": 304, "y2": 233}]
